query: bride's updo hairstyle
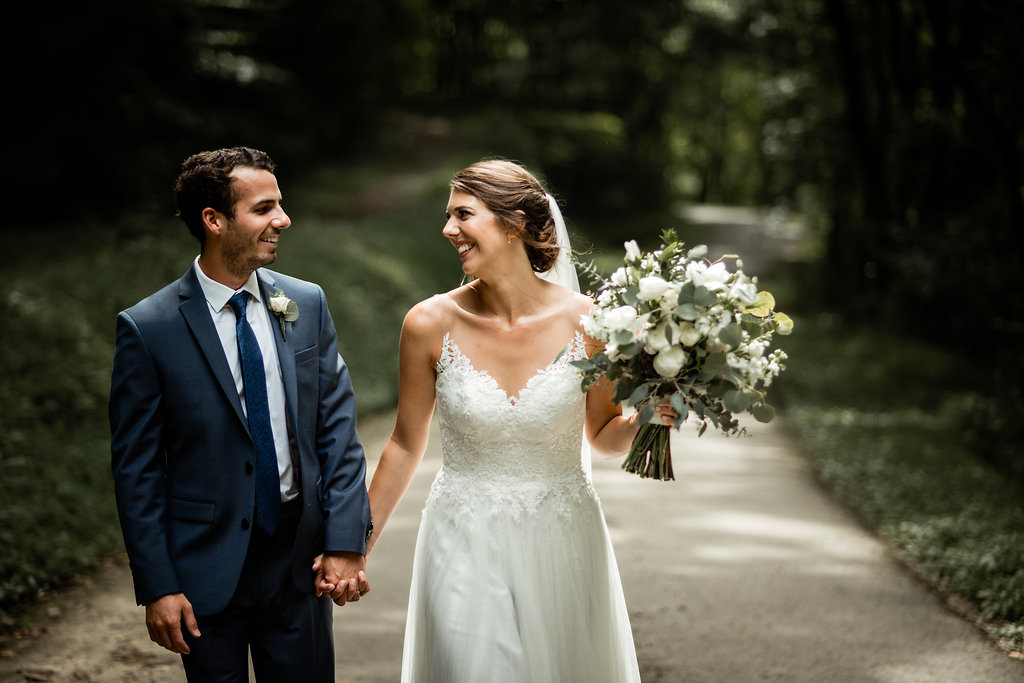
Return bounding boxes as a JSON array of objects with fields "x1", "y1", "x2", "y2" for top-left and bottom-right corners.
[{"x1": 450, "y1": 160, "x2": 560, "y2": 273}]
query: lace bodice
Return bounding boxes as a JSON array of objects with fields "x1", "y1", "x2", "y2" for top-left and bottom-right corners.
[{"x1": 428, "y1": 332, "x2": 592, "y2": 519}]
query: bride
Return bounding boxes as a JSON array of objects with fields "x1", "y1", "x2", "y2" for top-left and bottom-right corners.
[{"x1": 360, "y1": 160, "x2": 673, "y2": 682}]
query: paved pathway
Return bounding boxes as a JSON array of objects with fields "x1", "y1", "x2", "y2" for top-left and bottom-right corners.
[{"x1": 1, "y1": 409, "x2": 1021, "y2": 682}]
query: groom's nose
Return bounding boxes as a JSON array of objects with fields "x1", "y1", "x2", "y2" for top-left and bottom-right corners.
[{"x1": 272, "y1": 210, "x2": 291, "y2": 230}]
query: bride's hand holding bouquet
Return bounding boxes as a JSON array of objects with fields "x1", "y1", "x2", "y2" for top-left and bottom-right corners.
[{"x1": 573, "y1": 229, "x2": 793, "y2": 480}]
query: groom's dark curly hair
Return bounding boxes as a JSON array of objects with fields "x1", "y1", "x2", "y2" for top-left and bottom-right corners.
[{"x1": 174, "y1": 146, "x2": 276, "y2": 245}]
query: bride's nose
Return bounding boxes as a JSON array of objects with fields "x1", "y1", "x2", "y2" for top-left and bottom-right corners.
[{"x1": 442, "y1": 219, "x2": 459, "y2": 238}]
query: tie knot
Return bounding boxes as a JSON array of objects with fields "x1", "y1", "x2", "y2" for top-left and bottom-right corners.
[{"x1": 228, "y1": 292, "x2": 249, "y2": 319}]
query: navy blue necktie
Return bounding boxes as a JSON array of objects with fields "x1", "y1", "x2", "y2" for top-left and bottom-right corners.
[{"x1": 229, "y1": 292, "x2": 281, "y2": 535}]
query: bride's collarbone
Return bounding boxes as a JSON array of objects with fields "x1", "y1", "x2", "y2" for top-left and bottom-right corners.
[{"x1": 446, "y1": 327, "x2": 578, "y2": 384}]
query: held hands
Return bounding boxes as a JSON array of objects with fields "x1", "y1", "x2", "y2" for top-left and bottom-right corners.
[
  {"x1": 312, "y1": 551, "x2": 370, "y2": 606},
  {"x1": 145, "y1": 592, "x2": 200, "y2": 654}
]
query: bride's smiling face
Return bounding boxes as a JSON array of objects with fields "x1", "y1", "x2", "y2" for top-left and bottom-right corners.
[{"x1": 443, "y1": 191, "x2": 509, "y2": 274}]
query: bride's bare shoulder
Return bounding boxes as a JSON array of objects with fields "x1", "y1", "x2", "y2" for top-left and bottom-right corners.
[
  {"x1": 403, "y1": 293, "x2": 453, "y2": 341},
  {"x1": 564, "y1": 289, "x2": 595, "y2": 319}
]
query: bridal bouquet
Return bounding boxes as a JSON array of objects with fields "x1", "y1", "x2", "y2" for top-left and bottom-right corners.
[{"x1": 573, "y1": 229, "x2": 792, "y2": 480}]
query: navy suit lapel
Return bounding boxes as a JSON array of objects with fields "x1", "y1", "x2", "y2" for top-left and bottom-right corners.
[
  {"x1": 177, "y1": 268, "x2": 248, "y2": 428},
  {"x1": 259, "y1": 271, "x2": 300, "y2": 434}
]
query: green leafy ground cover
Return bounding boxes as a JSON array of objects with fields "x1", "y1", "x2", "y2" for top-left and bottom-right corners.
[{"x1": 774, "y1": 310, "x2": 1024, "y2": 654}]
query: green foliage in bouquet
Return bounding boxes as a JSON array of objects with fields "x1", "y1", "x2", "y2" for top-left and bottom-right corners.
[{"x1": 572, "y1": 229, "x2": 792, "y2": 479}]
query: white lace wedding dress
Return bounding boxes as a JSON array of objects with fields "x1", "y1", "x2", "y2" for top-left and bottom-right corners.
[{"x1": 401, "y1": 331, "x2": 641, "y2": 683}]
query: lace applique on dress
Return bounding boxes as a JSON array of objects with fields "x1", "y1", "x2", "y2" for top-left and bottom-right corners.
[{"x1": 429, "y1": 332, "x2": 593, "y2": 520}]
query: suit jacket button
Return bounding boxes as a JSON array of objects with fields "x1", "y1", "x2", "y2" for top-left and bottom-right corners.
[
  {"x1": 241, "y1": 518, "x2": 250, "y2": 530},
  {"x1": 245, "y1": 462, "x2": 253, "y2": 474}
]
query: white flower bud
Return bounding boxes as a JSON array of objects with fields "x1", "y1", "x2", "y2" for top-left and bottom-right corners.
[{"x1": 624, "y1": 240, "x2": 641, "y2": 261}]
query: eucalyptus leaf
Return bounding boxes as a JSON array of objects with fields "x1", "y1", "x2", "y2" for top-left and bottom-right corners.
[
  {"x1": 619, "y1": 341, "x2": 641, "y2": 357},
  {"x1": 627, "y1": 384, "x2": 653, "y2": 407},
  {"x1": 677, "y1": 282, "x2": 695, "y2": 304},
  {"x1": 703, "y1": 352, "x2": 727, "y2": 374},
  {"x1": 675, "y1": 303, "x2": 700, "y2": 321},
  {"x1": 724, "y1": 389, "x2": 750, "y2": 413},
  {"x1": 693, "y1": 286, "x2": 717, "y2": 307},
  {"x1": 670, "y1": 393, "x2": 688, "y2": 419},
  {"x1": 614, "y1": 329, "x2": 634, "y2": 345},
  {"x1": 773, "y1": 312, "x2": 794, "y2": 335},
  {"x1": 707, "y1": 379, "x2": 730, "y2": 398},
  {"x1": 744, "y1": 290, "x2": 776, "y2": 318},
  {"x1": 718, "y1": 323, "x2": 742, "y2": 347},
  {"x1": 741, "y1": 321, "x2": 763, "y2": 337},
  {"x1": 752, "y1": 403, "x2": 776, "y2": 423},
  {"x1": 638, "y1": 404, "x2": 655, "y2": 425},
  {"x1": 623, "y1": 285, "x2": 639, "y2": 306},
  {"x1": 613, "y1": 378, "x2": 637, "y2": 404}
]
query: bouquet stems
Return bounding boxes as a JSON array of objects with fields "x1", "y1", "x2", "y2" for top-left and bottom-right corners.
[{"x1": 622, "y1": 423, "x2": 674, "y2": 481}]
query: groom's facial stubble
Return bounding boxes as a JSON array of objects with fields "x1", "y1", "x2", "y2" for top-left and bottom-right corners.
[{"x1": 219, "y1": 168, "x2": 291, "y2": 280}]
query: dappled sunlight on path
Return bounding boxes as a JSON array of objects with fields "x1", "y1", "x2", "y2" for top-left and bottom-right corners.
[{"x1": 593, "y1": 418, "x2": 1023, "y2": 682}]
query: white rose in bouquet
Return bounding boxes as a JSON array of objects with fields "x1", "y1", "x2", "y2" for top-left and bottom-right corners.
[
  {"x1": 604, "y1": 305, "x2": 638, "y2": 332},
  {"x1": 653, "y1": 346, "x2": 688, "y2": 377},
  {"x1": 638, "y1": 275, "x2": 672, "y2": 301}
]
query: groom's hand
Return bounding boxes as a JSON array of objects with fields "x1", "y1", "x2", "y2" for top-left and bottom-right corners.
[
  {"x1": 145, "y1": 592, "x2": 200, "y2": 654},
  {"x1": 313, "y1": 551, "x2": 369, "y2": 606}
]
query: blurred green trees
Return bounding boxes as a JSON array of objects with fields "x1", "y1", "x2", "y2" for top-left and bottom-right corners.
[{"x1": 11, "y1": 0, "x2": 1023, "y2": 478}]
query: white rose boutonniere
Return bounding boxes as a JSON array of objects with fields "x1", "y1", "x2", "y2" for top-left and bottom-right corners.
[{"x1": 267, "y1": 290, "x2": 299, "y2": 340}]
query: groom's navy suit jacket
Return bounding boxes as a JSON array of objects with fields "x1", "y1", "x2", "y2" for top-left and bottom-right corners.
[{"x1": 109, "y1": 266, "x2": 370, "y2": 615}]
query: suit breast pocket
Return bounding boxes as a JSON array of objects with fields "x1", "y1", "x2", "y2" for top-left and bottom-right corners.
[{"x1": 294, "y1": 345, "x2": 318, "y2": 367}]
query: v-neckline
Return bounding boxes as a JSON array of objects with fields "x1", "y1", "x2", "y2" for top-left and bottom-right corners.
[{"x1": 439, "y1": 332, "x2": 583, "y2": 405}]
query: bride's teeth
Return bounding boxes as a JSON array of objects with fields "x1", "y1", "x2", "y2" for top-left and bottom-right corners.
[{"x1": 458, "y1": 244, "x2": 472, "y2": 254}]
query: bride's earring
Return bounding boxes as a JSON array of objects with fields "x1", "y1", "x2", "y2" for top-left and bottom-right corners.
[{"x1": 507, "y1": 235, "x2": 513, "y2": 245}]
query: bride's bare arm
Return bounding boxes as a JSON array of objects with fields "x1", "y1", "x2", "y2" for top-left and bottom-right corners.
[
  {"x1": 584, "y1": 372, "x2": 640, "y2": 458},
  {"x1": 365, "y1": 301, "x2": 442, "y2": 554},
  {"x1": 580, "y1": 299, "x2": 674, "y2": 458}
]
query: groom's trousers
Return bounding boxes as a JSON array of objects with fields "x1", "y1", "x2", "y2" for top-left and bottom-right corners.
[{"x1": 180, "y1": 499, "x2": 334, "y2": 683}]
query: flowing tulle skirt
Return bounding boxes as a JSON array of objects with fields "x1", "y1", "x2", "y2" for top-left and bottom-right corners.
[{"x1": 401, "y1": 480, "x2": 641, "y2": 683}]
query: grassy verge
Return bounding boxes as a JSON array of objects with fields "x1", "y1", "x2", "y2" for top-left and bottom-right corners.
[
  {"x1": 0, "y1": 151, "x2": 471, "y2": 627},
  {"x1": 772, "y1": 307, "x2": 1024, "y2": 655}
]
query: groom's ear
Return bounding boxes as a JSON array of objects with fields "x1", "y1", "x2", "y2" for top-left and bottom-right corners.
[{"x1": 201, "y1": 207, "x2": 224, "y2": 236}]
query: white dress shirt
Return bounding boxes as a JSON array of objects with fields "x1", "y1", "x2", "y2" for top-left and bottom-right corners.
[{"x1": 193, "y1": 257, "x2": 298, "y2": 501}]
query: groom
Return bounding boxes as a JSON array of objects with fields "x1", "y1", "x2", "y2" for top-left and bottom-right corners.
[{"x1": 109, "y1": 146, "x2": 371, "y2": 682}]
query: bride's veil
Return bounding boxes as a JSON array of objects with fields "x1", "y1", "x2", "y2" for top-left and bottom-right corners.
[
  {"x1": 537, "y1": 193, "x2": 593, "y2": 481},
  {"x1": 537, "y1": 193, "x2": 580, "y2": 293}
]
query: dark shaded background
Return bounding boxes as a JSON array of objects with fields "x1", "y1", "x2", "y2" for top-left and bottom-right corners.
[
  {"x1": 11, "y1": 0, "x2": 1022, "y2": 477},
  {"x1": 3, "y1": 1, "x2": 1024, "y2": 643}
]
